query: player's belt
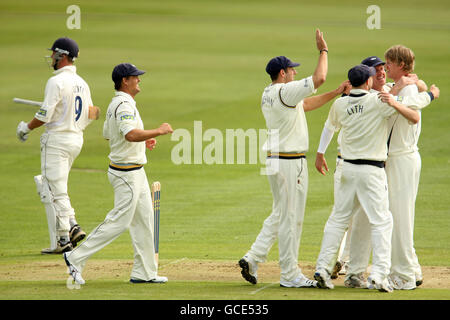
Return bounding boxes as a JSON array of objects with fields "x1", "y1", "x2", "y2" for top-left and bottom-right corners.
[
  {"x1": 344, "y1": 159, "x2": 385, "y2": 168},
  {"x1": 267, "y1": 152, "x2": 306, "y2": 159},
  {"x1": 109, "y1": 162, "x2": 143, "y2": 171}
]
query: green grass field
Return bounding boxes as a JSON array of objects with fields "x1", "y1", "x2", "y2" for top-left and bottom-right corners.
[{"x1": 1, "y1": 0, "x2": 449, "y2": 303}]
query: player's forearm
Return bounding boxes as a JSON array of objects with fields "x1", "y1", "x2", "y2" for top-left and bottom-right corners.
[
  {"x1": 312, "y1": 51, "x2": 328, "y2": 89},
  {"x1": 390, "y1": 78, "x2": 428, "y2": 96},
  {"x1": 303, "y1": 88, "x2": 339, "y2": 112},
  {"x1": 28, "y1": 118, "x2": 45, "y2": 130},
  {"x1": 317, "y1": 125, "x2": 335, "y2": 154},
  {"x1": 417, "y1": 80, "x2": 428, "y2": 92},
  {"x1": 125, "y1": 128, "x2": 163, "y2": 142},
  {"x1": 391, "y1": 101, "x2": 420, "y2": 124}
]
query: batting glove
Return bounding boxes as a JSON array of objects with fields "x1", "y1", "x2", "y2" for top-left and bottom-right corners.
[{"x1": 17, "y1": 121, "x2": 31, "y2": 142}]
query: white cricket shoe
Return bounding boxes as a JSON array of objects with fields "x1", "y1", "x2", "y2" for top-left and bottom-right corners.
[
  {"x1": 344, "y1": 273, "x2": 369, "y2": 288},
  {"x1": 41, "y1": 241, "x2": 73, "y2": 254},
  {"x1": 314, "y1": 270, "x2": 334, "y2": 289},
  {"x1": 63, "y1": 252, "x2": 85, "y2": 285},
  {"x1": 238, "y1": 255, "x2": 258, "y2": 285},
  {"x1": 130, "y1": 276, "x2": 168, "y2": 284},
  {"x1": 389, "y1": 275, "x2": 416, "y2": 290},
  {"x1": 280, "y1": 275, "x2": 318, "y2": 288},
  {"x1": 368, "y1": 275, "x2": 393, "y2": 293}
]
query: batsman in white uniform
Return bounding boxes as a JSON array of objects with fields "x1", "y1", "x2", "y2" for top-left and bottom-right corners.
[
  {"x1": 239, "y1": 29, "x2": 343, "y2": 288},
  {"x1": 16, "y1": 38, "x2": 95, "y2": 254},
  {"x1": 313, "y1": 64, "x2": 431, "y2": 293},
  {"x1": 64, "y1": 63, "x2": 173, "y2": 285}
]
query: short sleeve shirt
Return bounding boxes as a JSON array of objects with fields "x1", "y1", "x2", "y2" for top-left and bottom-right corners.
[
  {"x1": 261, "y1": 76, "x2": 316, "y2": 153},
  {"x1": 103, "y1": 91, "x2": 146, "y2": 164}
]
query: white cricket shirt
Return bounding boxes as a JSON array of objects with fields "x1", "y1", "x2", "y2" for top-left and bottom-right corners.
[
  {"x1": 103, "y1": 91, "x2": 146, "y2": 165},
  {"x1": 321, "y1": 85, "x2": 392, "y2": 155},
  {"x1": 320, "y1": 86, "x2": 430, "y2": 156},
  {"x1": 325, "y1": 89, "x2": 397, "y2": 161},
  {"x1": 35, "y1": 66, "x2": 93, "y2": 134},
  {"x1": 261, "y1": 76, "x2": 316, "y2": 153},
  {"x1": 387, "y1": 84, "x2": 422, "y2": 156}
]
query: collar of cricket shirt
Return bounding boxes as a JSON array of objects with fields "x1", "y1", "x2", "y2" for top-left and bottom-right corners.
[
  {"x1": 349, "y1": 88, "x2": 369, "y2": 97},
  {"x1": 53, "y1": 65, "x2": 76, "y2": 75},
  {"x1": 115, "y1": 90, "x2": 136, "y2": 103}
]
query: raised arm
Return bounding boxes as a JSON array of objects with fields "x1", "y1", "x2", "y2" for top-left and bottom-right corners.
[{"x1": 312, "y1": 29, "x2": 328, "y2": 89}]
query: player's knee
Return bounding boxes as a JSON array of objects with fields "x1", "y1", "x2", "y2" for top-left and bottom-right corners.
[
  {"x1": 54, "y1": 197, "x2": 74, "y2": 215},
  {"x1": 324, "y1": 217, "x2": 348, "y2": 233},
  {"x1": 39, "y1": 178, "x2": 54, "y2": 204}
]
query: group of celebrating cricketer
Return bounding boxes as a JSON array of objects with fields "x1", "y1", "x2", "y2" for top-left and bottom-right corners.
[
  {"x1": 17, "y1": 29, "x2": 439, "y2": 291},
  {"x1": 239, "y1": 29, "x2": 439, "y2": 293}
]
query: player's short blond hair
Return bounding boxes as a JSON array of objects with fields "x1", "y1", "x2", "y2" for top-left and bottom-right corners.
[{"x1": 384, "y1": 45, "x2": 415, "y2": 73}]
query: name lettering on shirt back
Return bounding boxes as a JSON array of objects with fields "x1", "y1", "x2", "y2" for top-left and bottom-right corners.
[
  {"x1": 347, "y1": 104, "x2": 364, "y2": 116},
  {"x1": 72, "y1": 85, "x2": 85, "y2": 94},
  {"x1": 262, "y1": 95, "x2": 274, "y2": 107}
]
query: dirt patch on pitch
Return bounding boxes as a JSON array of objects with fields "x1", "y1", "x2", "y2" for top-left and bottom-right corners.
[
  {"x1": 1, "y1": 259, "x2": 449, "y2": 289},
  {"x1": 158, "y1": 260, "x2": 450, "y2": 289}
]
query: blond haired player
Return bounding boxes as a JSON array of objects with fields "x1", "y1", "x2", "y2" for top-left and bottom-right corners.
[
  {"x1": 64, "y1": 63, "x2": 172, "y2": 285},
  {"x1": 16, "y1": 37, "x2": 96, "y2": 254},
  {"x1": 239, "y1": 29, "x2": 352, "y2": 288},
  {"x1": 384, "y1": 45, "x2": 428, "y2": 290},
  {"x1": 313, "y1": 64, "x2": 435, "y2": 293}
]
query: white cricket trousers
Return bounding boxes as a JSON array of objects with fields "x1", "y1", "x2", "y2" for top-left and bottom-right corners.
[
  {"x1": 40, "y1": 132, "x2": 83, "y2": 237},
  {"x1": 66, "y1": 167, "x2": 158, "y2": 281},
  {"x1": 247, "y1": 157, "x2": 308, "y2": 282},
  {"x1": 333, "y1": 157, "x2": 372, "y2": 278},
  {"x1": 316, "y1": 162, "x2": 393, "y2": 280},
  {"x1": 333, "y1": 157, "x2": 360, "y2": 264},
  {"x1": 346, "y1": 206, "x2": 372, "y2": 277},
  {"x1": 345, "y1": 153, "x2": 422, "y2": 280},
  {"x1": 386, "y1": 151, "x2": 422, "y2": 283}
]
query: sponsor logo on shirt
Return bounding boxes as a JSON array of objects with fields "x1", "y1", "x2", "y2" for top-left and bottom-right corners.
[{"x1": 120, "y1": 114, "x2": 135, "y2": 121}]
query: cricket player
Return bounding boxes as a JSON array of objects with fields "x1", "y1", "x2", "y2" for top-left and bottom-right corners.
[
  {"x1": 384, "y1": 45, "x2": 427, "y2": 290},
  {"x1": 16, "y1": 37, "x2": 95, "y2": 254},
  {"x1": 239, "y1": 29, "x2": 344, "y2": 288},
  {"x1": 316, "y1": 56, "x2": 434, "y2": 287},
  {"x1": 64, "y1": 63, "x2": 172, "y2": 285},
  {"x1": 313, "y1": 64, "x2": 434, "y2": 293},
  {"x1": 316, "y1": 57, "x2": 389, "y2": 281},
  {"x1": 345, "y1": 57, "x2": 437, "y2": 289}
]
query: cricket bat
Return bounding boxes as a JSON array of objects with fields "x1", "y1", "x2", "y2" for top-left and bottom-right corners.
[{"x1": 13, "y1": 97, "x2": 100, "y2": 120}]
